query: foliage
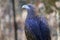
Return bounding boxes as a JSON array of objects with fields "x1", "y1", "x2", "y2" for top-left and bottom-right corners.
[{"x1": 42, "y1": 0, "x2": 58, "y2": 13}]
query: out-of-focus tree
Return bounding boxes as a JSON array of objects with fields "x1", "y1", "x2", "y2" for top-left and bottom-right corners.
[{"x1": 41, "y1": 0, "x2": 59, "y2": 13}]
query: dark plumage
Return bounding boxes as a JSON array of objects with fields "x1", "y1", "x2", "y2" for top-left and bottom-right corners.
[{"x1": 22, "y1": 4, "x2": 51, "y2": 40}]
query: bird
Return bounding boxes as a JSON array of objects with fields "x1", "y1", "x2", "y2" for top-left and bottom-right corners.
[{"x1": 22, "y1": 4, "x2": 51, "y2": 40}]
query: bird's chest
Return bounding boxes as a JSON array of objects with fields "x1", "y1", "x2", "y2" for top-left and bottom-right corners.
[{"x1": 25, "y1": 18, "x2": 40, "y2": 31}]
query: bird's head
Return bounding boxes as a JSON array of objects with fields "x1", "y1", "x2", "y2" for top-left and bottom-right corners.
[{"x1": 22, "y1": 4, "x2": 36, "y2": 21}]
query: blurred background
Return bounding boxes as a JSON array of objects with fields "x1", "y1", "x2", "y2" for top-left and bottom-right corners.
[{"x1": 0, "y1": 0, "x2": 60, "y2": 40}]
